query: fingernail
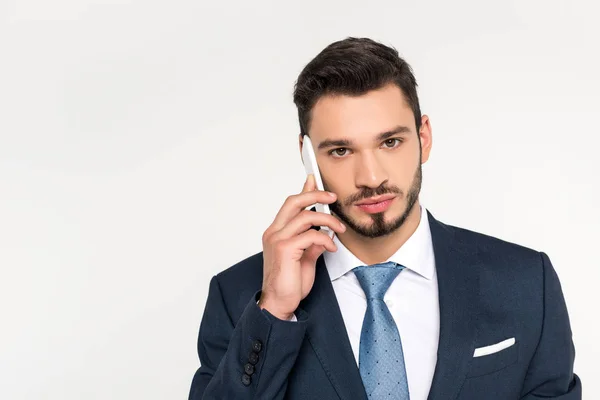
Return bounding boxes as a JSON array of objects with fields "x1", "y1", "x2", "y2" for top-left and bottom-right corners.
[{"x1": 328, "y1": 192, "x2": 336, "y2": 197}]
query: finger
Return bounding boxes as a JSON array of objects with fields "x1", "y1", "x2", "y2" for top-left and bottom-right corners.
[
  {"x1": 271, "y1": 190, "x2": 337, "y2": 231},
  {"x1": 288, "y1": 229, "x2": 337, "y2": 253},
  {"x1": 276, "y1": 209, "x2": 345, "y2": 239},
  {"x1": 302, "y1": 244, "x2": 328, "y2": 264}
]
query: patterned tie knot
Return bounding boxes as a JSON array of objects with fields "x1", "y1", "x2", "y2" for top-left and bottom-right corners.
[{"x1": 353, "y1": 261, "x2": 405, "y2": 300}]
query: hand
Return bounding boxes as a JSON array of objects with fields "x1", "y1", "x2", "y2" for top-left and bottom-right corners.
[{"x1": 259, "y1": 175, "x2": 346, "y2": 320}]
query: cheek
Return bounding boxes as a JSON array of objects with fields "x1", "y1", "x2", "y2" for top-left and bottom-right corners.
[
  {"x1": 386, "y1": 153, "x2": 418, "y2": 181},
  {"x1": 399, "y1": 166, "x2": 418, "y2": 184},
  {"x1": 321, "y1": 172, "x2": 343, "y2": 195},
  {"x1": 321, "y1": 163, "x2": 351, "y2": 192}
]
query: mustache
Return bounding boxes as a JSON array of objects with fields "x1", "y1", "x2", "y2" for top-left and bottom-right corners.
[{"x1": 342, "y1": 185, "x2": 402, "y2": 206}]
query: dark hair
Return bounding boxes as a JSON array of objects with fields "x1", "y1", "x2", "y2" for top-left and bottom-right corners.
[{"x1": 293, "y1": 37, "x2": 421, "y2": 137}]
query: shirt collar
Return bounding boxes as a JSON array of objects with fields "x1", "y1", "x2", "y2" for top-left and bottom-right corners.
[{"x1": 323, "y1": 205, "x2": 435, "y2": 281}]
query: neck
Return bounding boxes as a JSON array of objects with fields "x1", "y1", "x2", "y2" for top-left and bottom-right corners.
[{"x1": 336, "y1": 201, "x2": 422, "y2": 265}]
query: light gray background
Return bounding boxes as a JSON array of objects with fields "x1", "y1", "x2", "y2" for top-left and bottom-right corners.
[{"x1": 1, "y1": 0, "x2": 598, "y2": 399}]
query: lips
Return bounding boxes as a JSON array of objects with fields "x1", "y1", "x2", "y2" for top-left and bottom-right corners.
[
  {"x1": 355, "y1": 194, "x2": 397, "y2": 205},
  {"x1": 355, "y1": 195, "x2": 397, "y2": 214}
]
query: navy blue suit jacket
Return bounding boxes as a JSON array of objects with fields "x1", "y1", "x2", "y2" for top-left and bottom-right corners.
[{"x1": 189, "y1": 211, "x2": 581, "y2": 399}]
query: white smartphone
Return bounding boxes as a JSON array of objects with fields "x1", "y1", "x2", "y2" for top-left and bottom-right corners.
[{"x1": 301, "y1": 135, "x2": 335, "y2": 238}]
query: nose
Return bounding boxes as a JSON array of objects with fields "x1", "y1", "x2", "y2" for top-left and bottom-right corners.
[{"x1": 354, "y1": 151, "x2": 389, "y2": 189}]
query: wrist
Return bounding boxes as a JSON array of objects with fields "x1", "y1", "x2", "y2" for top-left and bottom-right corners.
[{"x1": 258, "y1": 296, "x2": 294, "y2": 321}]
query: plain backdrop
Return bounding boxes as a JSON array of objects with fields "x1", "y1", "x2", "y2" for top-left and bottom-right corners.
[{"x1": 1, "y1": 0, "x2": 598, "y2": 399}]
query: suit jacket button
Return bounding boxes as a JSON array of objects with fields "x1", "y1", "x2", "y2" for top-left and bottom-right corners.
[
  {"x1": 252, "y1": 339, "x2": 263, "y2": 353},
  {"x1": 244, "y1": 363, "x2": 255, "y2": 375},
  {"x1": 241, "y1": 374, "x2": 252, "y2": 386},
  {"x1": 248, "y1": 351, "x2": 259, "y2": 365}
]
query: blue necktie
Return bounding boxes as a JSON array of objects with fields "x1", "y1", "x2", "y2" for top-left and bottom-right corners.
[{"x1": 353, "y1": 262, "x2": 410, "y2": 399}]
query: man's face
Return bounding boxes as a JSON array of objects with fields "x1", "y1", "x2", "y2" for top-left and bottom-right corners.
[{"x1": 302, "y1": 83, "x2": 432, "y2": 238}]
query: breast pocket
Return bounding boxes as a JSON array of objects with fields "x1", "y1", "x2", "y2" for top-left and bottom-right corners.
[{"x1": 466, "y1": 338, "x2": 519, "y2": 378}]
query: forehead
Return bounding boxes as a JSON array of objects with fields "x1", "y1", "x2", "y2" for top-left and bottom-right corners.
[{"x1": 309, "y1": 83, "x2": 414, "y2": 141}]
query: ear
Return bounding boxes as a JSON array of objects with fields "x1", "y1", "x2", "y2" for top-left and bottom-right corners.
[
  {"x1": 298, "y1": 133, "x2": 304, "y2": 161},
  {"x1": 419, "y1": 115, "x2": 433, "y2": 164}
]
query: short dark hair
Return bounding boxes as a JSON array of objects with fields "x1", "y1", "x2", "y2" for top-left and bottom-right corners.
[{"x1": 293, "y1": 37, "x2": 422, "y2": 137}]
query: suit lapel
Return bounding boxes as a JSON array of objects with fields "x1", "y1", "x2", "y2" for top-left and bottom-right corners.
[
  {"x1": 427, "y1": 211, "x2": 480, "y2": 400},
  {"x1": 298, "y1": 210, "x2": 480, "y2": 400},
  {"x1": 299, "y1": 256, "x2": 367, "y2": 400}
]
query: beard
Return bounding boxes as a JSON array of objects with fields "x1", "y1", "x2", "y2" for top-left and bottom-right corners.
[{"x1": 328, "y1": 164, "x2": 422, "y2": 239}]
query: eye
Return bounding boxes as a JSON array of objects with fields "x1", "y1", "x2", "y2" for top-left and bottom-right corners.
[
  {"x1": 382, "y1": 138, "x2": 402, "y2": 148},
  {"x1": 329, "y1": 148, "x2": 349, "y2": 157}
]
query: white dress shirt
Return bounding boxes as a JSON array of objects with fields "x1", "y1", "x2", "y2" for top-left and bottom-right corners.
[{"x1": 322, "y1": 205, "x2": 439, "y2": 400}]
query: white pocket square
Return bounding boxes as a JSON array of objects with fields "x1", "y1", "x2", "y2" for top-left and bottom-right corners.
[{"x1": 473, "y1": 337, "x2": 516, "y2": 358}]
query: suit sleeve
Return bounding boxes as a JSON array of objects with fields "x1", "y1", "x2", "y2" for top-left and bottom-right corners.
[
  {"x1": 188, "y1": 275, "x2": 309, "y2": 400},
  {"x1": 520, "y1": 252, "x2": 582, "y2": 399}
]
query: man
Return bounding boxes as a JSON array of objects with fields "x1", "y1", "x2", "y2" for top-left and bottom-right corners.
[{"x1": 188, "y1": 37, "x2": 581, "y2": 399}]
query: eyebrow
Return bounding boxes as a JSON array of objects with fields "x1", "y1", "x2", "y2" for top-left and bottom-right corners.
[{"x1": 317, "y1": 125, "x2": 412, "y2": 150}]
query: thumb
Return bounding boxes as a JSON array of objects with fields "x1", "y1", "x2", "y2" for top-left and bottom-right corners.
[{"x1": 302, "y1": 174, "x2": 317, "y2": 193}]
